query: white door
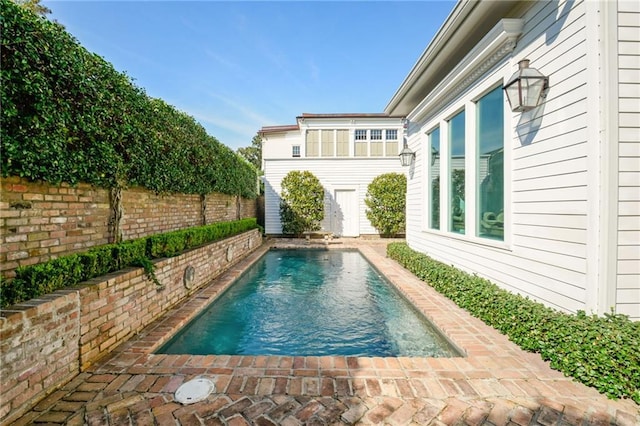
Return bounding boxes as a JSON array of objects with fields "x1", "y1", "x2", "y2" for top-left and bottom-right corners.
[{"x1": 332, "y1": 189, "x2": 359, "y2": 237}]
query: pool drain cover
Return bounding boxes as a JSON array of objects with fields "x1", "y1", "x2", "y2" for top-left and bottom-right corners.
[{"x1": 175, "y1": 377, "x2": 215, "y2": 404}]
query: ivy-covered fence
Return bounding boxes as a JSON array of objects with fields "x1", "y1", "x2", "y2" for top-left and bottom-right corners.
[{"x1": 1, "y1": 0, "x2": 257, "y2": 197}]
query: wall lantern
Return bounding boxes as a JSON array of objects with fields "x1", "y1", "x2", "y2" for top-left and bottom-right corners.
[
  {"x1": 504, "y1": 59, "x2": 549, "y2": 112},
  {"x1": 399, "y1": 140, "x2": 415, "y2": 167}
]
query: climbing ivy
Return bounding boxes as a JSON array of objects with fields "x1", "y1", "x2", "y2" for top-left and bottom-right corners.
[{"x1": 387, "y1": 242, "x2": 640, "y2": 404}]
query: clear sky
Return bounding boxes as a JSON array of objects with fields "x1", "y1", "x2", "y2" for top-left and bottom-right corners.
[{"x1": 44, "y1": 1, "x2": 456, "y2": 150}]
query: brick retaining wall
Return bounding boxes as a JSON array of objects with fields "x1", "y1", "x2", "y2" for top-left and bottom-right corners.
[
  {"x1": 0, "y1": 177, "x2": 258, "y2": 278},
  {"x1": 120, "y1": 188, "x2": 202, "y2": 240},
  {"x1": 0, "y1": 229, "x2": 263, "y2": 425},
  {"x1": 0, "y1": 177, "x2": 110, "y2": 276}
]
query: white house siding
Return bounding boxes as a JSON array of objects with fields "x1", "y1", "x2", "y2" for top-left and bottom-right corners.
[
  {"x1": 262, "y1": 132, "x2": 303, "y2": 160},
  {"x1": 616, "y1": 1, "x2": 640, "y2": 319},
  {"x1": 263, "y1": 158, "x2": 407, "y2": 236},
  {"x1": 403, "y1": 0, "x2": 626, "y2": 315}
]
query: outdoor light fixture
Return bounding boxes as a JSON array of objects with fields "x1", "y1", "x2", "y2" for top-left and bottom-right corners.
[
  {"x1": 399, "y1": 140, "x2": 415, "y2": 167},
  {"x1": 399, "y1": 118, "x2": 415, "y2": 167},
  {"x1": 504, "y1": 59, "x2": 549, "y2": 112}
]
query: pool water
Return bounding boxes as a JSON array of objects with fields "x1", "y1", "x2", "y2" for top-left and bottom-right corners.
[{"x1": 157, "y1": 249, "x2": 459, "y2": 357}]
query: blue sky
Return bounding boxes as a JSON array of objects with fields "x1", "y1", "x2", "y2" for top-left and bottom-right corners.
[{"x1": 45, "y1": 1, "x2": 456, "y2": 150}]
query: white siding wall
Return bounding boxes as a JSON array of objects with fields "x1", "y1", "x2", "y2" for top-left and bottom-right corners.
[
  {"x1": 406, "y1": 0, "x2": 610, "y2": 314},
  {"x1": 262, "y1": 132, "x2": 303, "y2": 160},
  {"x1": 617, "y1": 0, "x2": 640, "y2": 319},
  {"x1": 264, "y1": 159, "x2": 406, "y2": 235}
]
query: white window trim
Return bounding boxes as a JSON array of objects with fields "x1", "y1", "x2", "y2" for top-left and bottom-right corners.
[{"x1": 419, "y1": 70, "x2": 513, "y2": 250}]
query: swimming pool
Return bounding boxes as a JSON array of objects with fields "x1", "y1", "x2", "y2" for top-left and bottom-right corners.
[{"x1": 157, "y1": 249, "x2": 459, "y2": 357}]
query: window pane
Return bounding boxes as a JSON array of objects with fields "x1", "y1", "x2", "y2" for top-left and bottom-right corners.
[
  {"x1": 371, "y1": 129, "x2": 382, "y2": 140},
  {"x1": 428, "y1": 127, "x2": 440, "y2": 229},
  {"x1": 477, "y1": 86, "x2": 504, "y2": 240},
  {"x1": 449, "y1": 110, "x2": 465, "y2": 234},
  {"x1": 386, "y1": 129, "x2": 398, "y2": 140},
  {"x1": 355, "y1": 129, "x2": 367, "y2": 140},
  {"x1": 292, "y1": 145, "x2": 300, "y2": 157}
]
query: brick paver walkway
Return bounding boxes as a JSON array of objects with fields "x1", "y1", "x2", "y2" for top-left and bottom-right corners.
[{"x1": 13, "y1": 239, "x2": 639, "y2": 425}]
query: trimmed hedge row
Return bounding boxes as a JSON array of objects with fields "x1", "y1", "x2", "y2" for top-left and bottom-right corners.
[
  {"x1": 0, "y1": 219, "x2": 260, "y2": 308},
  {"x1": 1, "y1": 0, "x2": 256, "y2": 198},
  {"x1": 387, "y1": 242, "x2": 640, "y2": 404}
]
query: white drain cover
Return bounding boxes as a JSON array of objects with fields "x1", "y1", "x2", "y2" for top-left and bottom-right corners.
[{"x1": 175, "y1": 378, "x2": 215, "y2": 404}]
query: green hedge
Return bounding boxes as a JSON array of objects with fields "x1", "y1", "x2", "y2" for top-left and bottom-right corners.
[
  {"x1": 1, "y1": 0, "x2": 256, "y2": 198},
  {"x1": 387, "y1": 242, "x2": 640, "y2": 404},
  {"x1": 0, "y1": 219, "x2": 259, "y2": 308}
]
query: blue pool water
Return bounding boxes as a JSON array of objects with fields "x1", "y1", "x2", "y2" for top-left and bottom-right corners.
[{"x1": 157, "y1": 249, "x2": 459, "y2": 357}]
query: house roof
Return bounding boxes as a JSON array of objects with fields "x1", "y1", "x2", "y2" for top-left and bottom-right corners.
[
  {"x1": 297, "y1": 113, "x2": 403, "y2": 119},
  {"x1": 258, "y1": 125, "x2": 299, "y2": 135},
  {"x1": 385, "y1": 0, "x2": 521, "y2": 116}
]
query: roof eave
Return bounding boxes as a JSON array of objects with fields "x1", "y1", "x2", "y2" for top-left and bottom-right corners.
[{"x1": 385, "y1": 0, "x2": 520, "y2": 116}]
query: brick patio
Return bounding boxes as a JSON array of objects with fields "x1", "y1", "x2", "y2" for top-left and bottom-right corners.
[{"x1": 13, "y1": 239, "x2": 639, "y2": 425}]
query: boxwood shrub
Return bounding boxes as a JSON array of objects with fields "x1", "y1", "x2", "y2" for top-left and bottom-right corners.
[
  {"x1": 0, "y1": 219, "x2": 259, "y2": 308},
  {"x1": 387, "y1": 242, "x2": 640, "y2": 404}
]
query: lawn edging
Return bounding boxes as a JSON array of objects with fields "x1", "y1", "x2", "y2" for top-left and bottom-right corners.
[{"x1": 387, "y1": 242, "x2": 640, "y2": 404}]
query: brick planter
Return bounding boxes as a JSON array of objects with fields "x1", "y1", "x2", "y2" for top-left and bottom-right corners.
[{"x1": 0, "y1": 229, "x2": 262, "y2": 425}]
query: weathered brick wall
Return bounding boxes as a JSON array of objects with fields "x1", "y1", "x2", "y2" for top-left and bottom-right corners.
[
  {"x1": 0, "y1": 229, "x2": 262, "y2": 425},
  {"x1": 0, "y1": 177, "x2": 110, "y2": 278},
  {"x1": 0, "y1": 177, "x2": 258, "y2": 277},
  {"x1": 204, "y1": 193, "x2": 239, "y2": 223},
  {"x1": 240, "y1": 196, "x2": 258, "y2": 220},
  {"x1": 0, "y1": 291, "x2": 80, "y2": 424},
  {"x1": 79, "y1": 229, "x2": 262, "y2": 370},
  {"x1": 120, "y1": 188, "x2": 202, "y2": 240}
]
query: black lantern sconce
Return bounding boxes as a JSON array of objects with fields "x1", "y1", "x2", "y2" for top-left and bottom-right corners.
[
  {"x1": 399, "y1": 118, "x2": 415, "y2": 167},
  {"x1": 504, "y1": 59, "x2": 549, "y2": 112}
]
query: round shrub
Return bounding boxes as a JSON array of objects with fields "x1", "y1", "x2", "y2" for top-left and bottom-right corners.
[
  {"x1": 279, "y1": 171, "x2": 324, "y2": 236},
  {"x1": 365, "y1": 173, "x2": 406, "y2": 236}
]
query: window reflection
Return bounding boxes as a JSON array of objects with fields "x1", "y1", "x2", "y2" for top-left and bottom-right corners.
[
  {"x1": 428, "y1": 128, "x2": 440, "y2": 230},
  {"x1": 449, "y1": 111, "x2": 465, "y2": 234},
  {"x1": 476, "y1": 86, "x2": 504, "y2": 240}
]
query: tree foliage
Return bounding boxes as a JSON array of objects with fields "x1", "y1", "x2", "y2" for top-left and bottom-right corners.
[
  {"x1": 237, "y1": 133, "x2": 262, "y2": 171},
  {"x1": 365, "y1": 173, "x2": 406, "y2": 236},
  {"x1": 279, "y1": 171, "x2": 324, "y2": 236},
  {"x1": 0, "y1": 0, "x2": 256, "y2": 198},
  {"x1": 11, "y1": 0, "x2": 50, "y2": 15}
]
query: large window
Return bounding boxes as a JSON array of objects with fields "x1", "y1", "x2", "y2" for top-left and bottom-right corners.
[
  {"x1": 449, "y1": 110, "x2": 465, "y2": 234},
  {"x1": 428, "y1": 127, "x2": 440, "y2": 230},
  {"x1": 476, "y1": 86, "x2": 504, "y2": 240}
]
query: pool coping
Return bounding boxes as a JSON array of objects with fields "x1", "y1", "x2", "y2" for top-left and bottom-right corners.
[
  {"x1": 154, "y1": 243, "x2": 464, "y2": 359},
  {"x1": 19, "y1": 239, "x2": 638, "y2": 425},
  {"x1": 83, "y1": 239, "x2": 638, "y2": 417}
]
